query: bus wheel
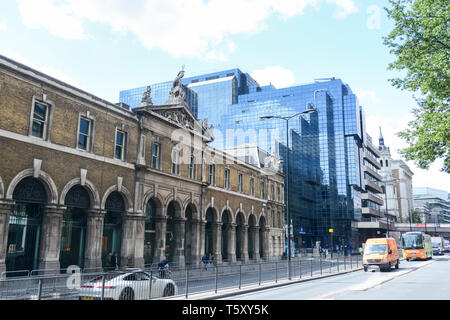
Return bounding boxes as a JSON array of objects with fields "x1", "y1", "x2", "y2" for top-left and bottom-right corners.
[{"x1": 395, "y1": 260, "x2": 399, "y2": 269}]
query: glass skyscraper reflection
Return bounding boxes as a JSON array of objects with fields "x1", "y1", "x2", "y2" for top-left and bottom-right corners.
[{"x1": 119, "y1": 70, "x2": 366, "y2": 252}]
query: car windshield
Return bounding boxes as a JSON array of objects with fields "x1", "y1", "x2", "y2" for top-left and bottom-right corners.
[
  {"x1": 402, "y1": 234, "x2": 423, "y2": 249},
  {"x1": 364, "y1": 244, "x2": 387, "y2": 254}
]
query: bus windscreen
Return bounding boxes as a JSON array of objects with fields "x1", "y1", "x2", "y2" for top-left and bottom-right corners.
[{"x1": 402, "y1": 234, "x2": 424, "y2": 249}]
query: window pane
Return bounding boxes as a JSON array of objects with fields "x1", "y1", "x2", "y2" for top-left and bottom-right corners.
[
  {"x1": 78, "y1": 134, "x2": 88, "y2": 150},
  {"x1": 115, "y1": 145, "x2": 122, "y2": 159},
  {"x1": 152, "y1": 144, "x2": 159, "y2": 157},
  {"x1": 34, "y1": 103, "x2": 47, "y2": 121},
  {"x1": 79, "y1": 118, "x2": 90, "y2": 135},
  {"x1": 116, "y1": 131, "x2": 124, "y2": 146},
  {"x1": 32, "y1": 121, "x2": 44, "y2": 138}
]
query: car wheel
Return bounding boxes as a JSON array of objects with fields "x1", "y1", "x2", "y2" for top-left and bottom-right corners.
[
  {"x1": 163, "y1": 284, "x2": 175, "y2": 297},
  {"x1": 119, "y1": 288, "x2": 135, "y2": 300},
  {"x1": 364, "y1": 267, "x2": 368, "y2": 272}
]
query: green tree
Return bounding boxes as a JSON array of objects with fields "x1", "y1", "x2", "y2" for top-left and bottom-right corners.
[
  {"x1": 410, "y1": 210, "x2": 422, "y2": 223},
  {"x1": 384, "y1": 0, "x2": 450, "y2": 172}
]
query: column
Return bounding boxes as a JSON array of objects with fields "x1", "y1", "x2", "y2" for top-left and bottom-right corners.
[
  {"x1": 0, "y1": 200, "x2": 14, "y2": 276},
  {"x1": 213, "y1": 222, "x2": 222, "y2": 264},
  {"x1": 83, "y1": 209, "x2": 105, "y2": 272},
  {"x1": 239, "y1": 225, "x2": 249, "y2": 263},
  {"x1": 227, "y1": 223, "x2": 237, "y2": 263},
  {"x1": 251, "y1": 226, "x2": 260, "y2": 262},
  {"x1": 120, "y1": 213, "x2": 146, "y2": 269},
  {"x1": 153, "y1": 215, "x2": 167, "y2": 263},
  {"x1": 261, "y1": 228, "x2": 270, "y2": 261},
  {"x1": 136, "y1": 133, "x2": 147, "y2": 166},
  {"x1": 172, "y1": 217, "x2": 186, "y2": 267},
  {"x1": 133, "y1": 215, "x2": 146, "y2": 269},
  {"x1": 37, "y1": 205, "x2": 66, "y2": 273},
  {"x1": 190, "y1": 218, "x2": 203, "y2": 267}
]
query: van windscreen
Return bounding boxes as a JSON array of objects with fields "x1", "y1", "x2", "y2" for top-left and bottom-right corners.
[{"x1": 364, "y1": 244, "x2": 387, "y2": 254}]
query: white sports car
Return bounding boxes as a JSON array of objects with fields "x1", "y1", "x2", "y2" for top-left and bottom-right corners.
[{"x1": 79, "y1": 270, "x2": 178, "y2": 300}]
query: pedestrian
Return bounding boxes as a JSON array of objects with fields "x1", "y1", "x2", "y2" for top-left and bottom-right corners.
[
  {"x1": 359, "y1": 245, "x2": 363, "y2": 255},
  {"x1": 201, "y1": 255, "x2": 208, "y2": 271},
  {"x1": 111, "y1": 252, "x2": 119, "y2": 270},
  {"x1": 158, "y1": 259, "x2": 170, "y2": 278},
  {"x1": 209, "y1": 253, "x2": 215, "y2": 266}
]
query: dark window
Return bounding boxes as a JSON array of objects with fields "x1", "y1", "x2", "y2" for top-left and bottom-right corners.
[
  {"x1": 115, "y1": 130, "x2": 126, "y2": 160},
  {"x1": 32, "y1": 102, "x2": 48, "y2": 138},
  {"x1": 78, "y1": 117, "x2": 91, "y2": 150},
  {"x1": 152, "y1": 143, "x2": 160, "y2": 169}
]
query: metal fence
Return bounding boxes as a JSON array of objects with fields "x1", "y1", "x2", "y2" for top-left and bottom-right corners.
[{"x1": 0, "y1": 255, "x2": 363, "y2": 300}]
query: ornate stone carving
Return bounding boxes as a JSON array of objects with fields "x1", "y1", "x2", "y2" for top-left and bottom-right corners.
[
  {"x1": 140, "y1": 86, "x2": 153, "y2": 106},
  {"x1": 166, "y1": 67, "x2": 186, "y2": 105},
  {"x1": 157, "y1": 109, "x2": 195, "y2": 130}
]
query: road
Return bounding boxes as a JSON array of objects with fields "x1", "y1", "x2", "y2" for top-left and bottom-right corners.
[{"x1": 220, "y1": 254, "x2": 450, "y2": 300}]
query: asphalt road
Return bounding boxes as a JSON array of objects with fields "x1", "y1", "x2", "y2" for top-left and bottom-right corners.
[{"x1": 220, "y1": 254, "x2": 450, "y2": 300}]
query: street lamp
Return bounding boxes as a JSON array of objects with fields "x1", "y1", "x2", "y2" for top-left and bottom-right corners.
[
  {"x1": 260, "y1": 108, "x2": 317, "y2": 280},
  {"x1": 382, "y1": 178, "x2": 400, "y2": 238}
]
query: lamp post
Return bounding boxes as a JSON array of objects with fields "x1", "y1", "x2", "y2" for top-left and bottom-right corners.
[{"x1": 260, "y1": 108, "x2": 317, "y2": 280}]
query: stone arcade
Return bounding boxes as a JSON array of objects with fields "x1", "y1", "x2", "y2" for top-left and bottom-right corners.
[{"x1": 0, "y1": 55, "x2": 285, "y2": 275}]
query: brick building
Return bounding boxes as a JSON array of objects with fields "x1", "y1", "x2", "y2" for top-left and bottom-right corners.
[{"x1": 0, "y1": 55, "x2": 284, "y2": 275}]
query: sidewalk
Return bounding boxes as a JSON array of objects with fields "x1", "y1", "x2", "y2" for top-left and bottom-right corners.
[{"x1": 161, "y1": 264, "x2": 364, "y2": 300}]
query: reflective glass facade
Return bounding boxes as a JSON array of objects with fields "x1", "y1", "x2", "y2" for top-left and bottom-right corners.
[{"x1": 119, "y1": 70, "x2": 366, "y2": 251}]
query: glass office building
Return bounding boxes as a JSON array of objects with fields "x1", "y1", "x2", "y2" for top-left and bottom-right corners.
[{"x1": 119, "y1": 70, "x2": 366, "y2": 251}]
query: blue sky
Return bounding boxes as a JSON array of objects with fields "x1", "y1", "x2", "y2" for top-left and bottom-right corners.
[{"x1": 1, "y1": 0, "x2": 448, "y2": 191}]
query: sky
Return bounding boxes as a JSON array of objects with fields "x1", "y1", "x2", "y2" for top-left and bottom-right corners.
[{"x1": 0, "y1": 0, "x2": 448, "y2": 192}]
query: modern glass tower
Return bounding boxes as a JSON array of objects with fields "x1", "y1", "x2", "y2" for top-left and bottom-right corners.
[{"x1": 119, "y1": 70, "x2": 366, "y2": 252}]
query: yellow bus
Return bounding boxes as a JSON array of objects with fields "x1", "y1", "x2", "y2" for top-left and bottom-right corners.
[{"x1": 401, "y1": 232, "x2": 432, "y2": 261}]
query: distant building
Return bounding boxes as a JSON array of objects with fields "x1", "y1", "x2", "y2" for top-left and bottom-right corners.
[
  {"x1": 413, "y1": 187, "x2": 450, "y2": 223},
  {"x1": 378, "y1": 128, "x2": 414, "y2": 223},
  {"x1": 357, "y1": 133, "x2": 386, "y2": 242}
]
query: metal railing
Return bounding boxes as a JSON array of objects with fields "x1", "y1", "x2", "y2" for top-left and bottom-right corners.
[{"x1": 0, "y1": 255, "x2": 363, "y2": 300}]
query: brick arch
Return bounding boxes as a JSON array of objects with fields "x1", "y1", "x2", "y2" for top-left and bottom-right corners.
[
  {"x1": 142, "y1": 190, "x2": 165, "y2": 217},
  {"x1": 59, "y1": 178, "x2": 101, "y2": 209},
  {"x1": 6, "y1": 168, "x2": 58, "y2": 204},
  {"x1": 165, "y1": 199, "x2": 183, "y2": 219},
  {"x1": 220, "y1": 205, "x2": 234, "y2": 224},
  {"x1": 101, "y1": 184, "x2": 133, "y2": 212},
  {"x1": 204, "y1": 204, "x2": 219, "y2": 222}
]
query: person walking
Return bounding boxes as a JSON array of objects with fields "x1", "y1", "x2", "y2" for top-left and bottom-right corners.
[
  {"x1": 158, "y1": 260, "x2": 170, "y2": 278},
  {"x1": 201, "y1": 255, "x2": 208, "y2": 271}
]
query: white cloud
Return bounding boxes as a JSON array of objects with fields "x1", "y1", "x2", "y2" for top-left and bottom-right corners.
[
  {"x1": 354, "y1": 89, "x2": 380, "y2": 107},
  {"x1": 326, "y1": 0, "x2": 358, "y2": 19},
  {"x1": 364, "y1": 114, "x2": 450, "y2": 191},
  {"x1": 14, "y1": 0, "x2": 357, "y2": 60},
  {"x1": 251, "y1": 66, "x2": 296, "y2": 88}
]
